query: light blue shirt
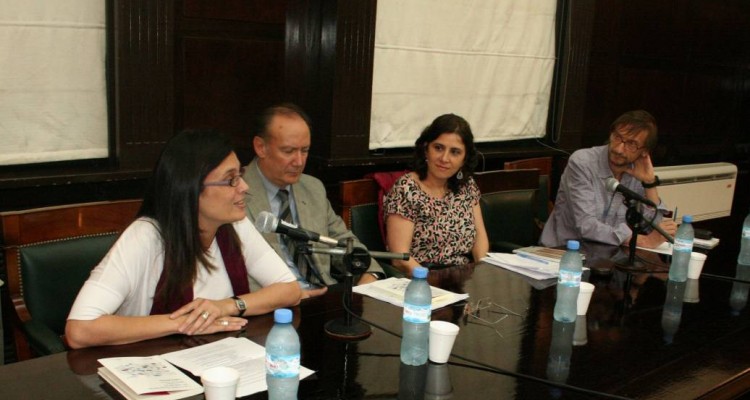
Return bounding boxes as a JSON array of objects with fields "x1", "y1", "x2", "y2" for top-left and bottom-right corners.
[
  {"x1": 254, "y1": 164, "x2": 314, "y2": 286},
  {"x1": 541, "y1": 145, "x2": 667, "y2": 247}
]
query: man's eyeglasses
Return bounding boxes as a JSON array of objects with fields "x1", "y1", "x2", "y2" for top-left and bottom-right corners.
[
  {"x1": 610, "y1": 132, "x2": 645, "y2": 152},
  {"x1": 203, "y1": 175, "x2": 243, "y2": 188}
]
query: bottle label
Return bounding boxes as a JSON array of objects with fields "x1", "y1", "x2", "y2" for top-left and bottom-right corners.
[
  {"x1": 743, "y1": 226, "x2": 750, "y2": 239},
  {"x1": 403, "y1": 303, "x2": 431, "y2": 323},
  {"x1": 558, "y1": 270, "x2": 581, "y2": 286},
  {"x1": 265, "y1": 353, "x2": 300, "y2": 378},
  {"x1": 674, "y1": 237, "x2": 693, "y2": 253}
]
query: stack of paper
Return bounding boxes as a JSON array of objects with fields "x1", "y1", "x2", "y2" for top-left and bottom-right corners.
[
  {"x1": 161, "y1": 337, "x2": 314, "y2": 397},
  {"x1": 482, "y1": 253, "x2": 561, "y2": 280},
  {"x1": 353, "y1": 277, "x2": 469, "y2": 309},
  {"x1": 638, "y1": 236, "x2": 720, "y2": 255},
  {"x1": 97, "y1": 356, "x2": 203, "y2": 400}
]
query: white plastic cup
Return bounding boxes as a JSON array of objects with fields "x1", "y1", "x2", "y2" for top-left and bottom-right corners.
[
  {"x1": 573, "y1": 315, "x2": 588, "y2": 346},
  {"x1": 201, "y1": 366, "x2": 239, "y2": 400},
  {"x1": 576, "y1": 282, "x2": 595, "y2": 315},
  {"x1": 428, "y1": 321, "x2": 459, "y2": 364},
  {"x1": 684, "y1": 278, "x2": 700, "y2": 303},
  {"x1": 688, "y1": 252, "x2": 708, "y2": 279},
  {"x1": 425, "y1": 362, "x2": 453, "y2": 399}
]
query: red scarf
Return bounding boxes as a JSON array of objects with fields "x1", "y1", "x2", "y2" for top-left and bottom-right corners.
[{"x1": 150, "y1": 225, "x2": 250, "y2": 314}]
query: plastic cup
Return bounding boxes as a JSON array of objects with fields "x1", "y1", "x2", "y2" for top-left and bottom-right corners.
[
  {"x1": 425, "y1": 362, "x2": 453, "y2": 399},
  {"x1": 428, "y1": 321, "x2": 459, "y2": 364},
  {"x1": 576, "y1": 282, "x2": 595, "y2": 315},
  {"x1": 684, "y1": 278, "x2": 700, "y2": 303},
  {"x1": 688, "y1": 252, "x2": 707, "y2": 279},
  {"x1": 573, "y1": 315, "x2": 588, "y2": 346},
  {"x1": 201, "y1": 366, "x2": 239, "y2": 400}
]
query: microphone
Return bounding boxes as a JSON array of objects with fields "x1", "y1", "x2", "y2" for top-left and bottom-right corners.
[
  {"x1": 605, "y1": 177, "x2": 657, "y2": 208},
  {"x1": 310, "y1": 247, "x2": 410, "y2": 261},
  {"x1": 255, "y1": 211, "x2": 345, "y2": 247}
]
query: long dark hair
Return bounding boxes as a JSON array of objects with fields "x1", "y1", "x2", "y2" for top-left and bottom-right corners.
[
  {"x1": 138, "y1": 129, "x2": 239, "y2": 306},
  {"x1": 412, "y1": 114, "x2": 478, "y2": 192}
]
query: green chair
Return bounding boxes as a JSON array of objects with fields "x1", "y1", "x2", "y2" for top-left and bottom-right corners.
[
  {"x1": 18, "y1": 234, "x2": 118, "y2": 356},
  {"x1": 339, "y1": 178, "x2": 403, "y2": 278},
  {"x1": 475, "y1": 169, "x2": 540, "y2": 253}
]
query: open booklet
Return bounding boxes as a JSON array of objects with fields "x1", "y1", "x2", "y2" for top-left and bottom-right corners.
[
  {"x1": 99, "y1": 337, "x2": 315, "y2": 399},
  {"x1": 353, "y1": 277, "x2": 469, "y2": 309},
  {"x1": 97, "y1": 356, "x2": 203, "y2": 400}
]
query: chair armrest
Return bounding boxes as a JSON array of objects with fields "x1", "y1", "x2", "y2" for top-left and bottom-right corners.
[{"x1": 22, "y1": 319, "x2": 67, "y2": 356}]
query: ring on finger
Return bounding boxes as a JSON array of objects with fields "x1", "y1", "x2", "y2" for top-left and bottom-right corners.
[
  {"x1": 201, "y1": 311, "x2": 210, "y2": 320},
  {"x1": 218, "y1": 320, "x2": 229, "y2": 326}
]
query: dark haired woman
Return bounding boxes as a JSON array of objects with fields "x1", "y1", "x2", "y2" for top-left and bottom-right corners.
[
  {"x1": 66, "y1": 130, "x2": 301, "y2": 348},
  {"x1": 383, "y1": 114, "x2": 489, "y2": 274}
]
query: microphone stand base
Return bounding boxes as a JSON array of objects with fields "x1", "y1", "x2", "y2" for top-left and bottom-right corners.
[
  {"x1": 324, "y1": 318, "x2": 372, "y2": 341},
  {"x1": 614, "y1": 260, "x2": 649, "y2": 272}
]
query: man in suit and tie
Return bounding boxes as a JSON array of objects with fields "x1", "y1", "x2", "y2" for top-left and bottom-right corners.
[{"x1": 242, "y1": 103, "x2": 384, "y2": 298}]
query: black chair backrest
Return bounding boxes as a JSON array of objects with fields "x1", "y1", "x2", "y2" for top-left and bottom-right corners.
[
  {"x1": 350, "y1": 203, "x2": 386, "y2": 252},
  {"x1": 480, "y1": 189, "x2": 537, "y2": 252},
  {"x1": 18, "y1": 233, "x2": 118, "y2": 335}
]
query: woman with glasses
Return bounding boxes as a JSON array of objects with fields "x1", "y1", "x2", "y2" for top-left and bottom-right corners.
[
  {"x1": 66, "y1": 130, "x2": 301, "y2": 349},
  {"x1": 540, "y1": 110, "x2": 677, "y2": 248}
]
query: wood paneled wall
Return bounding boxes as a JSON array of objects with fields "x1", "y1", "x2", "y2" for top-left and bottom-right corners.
[{"x1": 1, "y1": 0, "x2": 748, "y2": 212}]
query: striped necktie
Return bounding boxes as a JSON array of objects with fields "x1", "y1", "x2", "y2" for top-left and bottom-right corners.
[{"x1": 276, "y1": 189, "x2": 309, "y2": 281}]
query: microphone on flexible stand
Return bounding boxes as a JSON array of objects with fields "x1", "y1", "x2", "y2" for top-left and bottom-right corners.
[
  {"x1": 255, "y1": 211, "x2": 346, "y2": 247},
  {"x1": 605, "y1": 177, "x2": 657, "y2": 208}
]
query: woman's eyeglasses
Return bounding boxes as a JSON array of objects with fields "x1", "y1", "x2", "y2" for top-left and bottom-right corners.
[{"x1": 203, "y1": 175, "x2": 243, "y2": 187}]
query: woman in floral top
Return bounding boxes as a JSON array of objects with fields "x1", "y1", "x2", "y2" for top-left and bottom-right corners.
[{"x1": 384, "y1": 114, "x2": 489, "y2": 275}]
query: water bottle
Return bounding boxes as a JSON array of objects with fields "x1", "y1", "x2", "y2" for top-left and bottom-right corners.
[
  {"x1": 553, "y1": 240, "x2": 583, "y2": 322},
  {"x1": 668, "y1": 215, "x2": 694, "y2": 282},
  {"x1": 661, "y1": 279, "x2": 686, "y2": 344},
  {"x1": 546, "y1": 319, "x2": 575, "y2": 383},
  {"x1": 730, "y1": 211, "x2": 750, "y2": 315},
  {"x1": 265, "y1": 308, "x2": 300, "y2": 400},
  {"x1": 401, "y1": 266, "x2": 431, "y2": 365}
]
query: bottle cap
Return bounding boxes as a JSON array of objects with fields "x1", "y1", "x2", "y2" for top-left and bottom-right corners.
[
  {"x1": 413, "y1": 266, "x2": 428, "y2": 278},
  {"x1": 682, "y1": 215, "x2": 693, "y2": 224},
  {"x1": 566, "y1": 240, "x2": 580, "y2": 250},
  {"x1": 274, "y1": 308, "x2": 293, "y2": 323}
]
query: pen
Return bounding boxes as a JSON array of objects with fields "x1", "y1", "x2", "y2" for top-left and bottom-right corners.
[{"x1": 673, "y1": 207, "x2": 678, "y2": 222}]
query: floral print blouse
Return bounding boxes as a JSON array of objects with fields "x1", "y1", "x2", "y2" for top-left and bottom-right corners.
[{"x1": 383, "y1": 173, "x2": 481, "y2": 266}]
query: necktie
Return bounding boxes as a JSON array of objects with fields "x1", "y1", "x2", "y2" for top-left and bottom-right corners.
[{"x1": 277, "y1": 189, "x2": 309, "y2": 282}]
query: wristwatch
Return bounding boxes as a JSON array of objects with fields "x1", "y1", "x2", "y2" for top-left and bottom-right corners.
[
  {"x1": 642, "y1": 175, "x2": 660, "y2": 189},
  {"x1": 232, "y1": 295, "x2": 246, "y2": 317},
  {"x1": 368, "y1": 272, "x2": 386, "y2": 280}
]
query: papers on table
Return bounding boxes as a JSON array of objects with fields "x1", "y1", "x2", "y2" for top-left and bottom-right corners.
[
  {"x1": 483, "y1": 253, "x2": 561, "y2": 280},
  {"x1": 161, "y1": 337, "x2": 314, "y2": 398},
  {"x1": 97, "y1": 356, "x2": 203, "y2": 400},
  {"x1": 353, "y1": 277, "x2": 469, "y2": 309},
  {"x1": 639, "y1": 237, "x2": 720, "y2": 255}
]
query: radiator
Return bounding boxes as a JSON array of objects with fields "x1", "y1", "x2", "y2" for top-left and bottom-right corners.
[{"x1": 654, "y1": 162, "x2": 737, "y2": 222}]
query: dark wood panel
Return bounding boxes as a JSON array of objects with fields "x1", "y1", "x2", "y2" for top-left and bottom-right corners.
[
  {"x1": 177, "y1": 36, "x2": 286, "y2": 153},
  {"x1": 182, "y1": 0, "x2": 286, "y2": 23},
  {"x1": 114, "y1": 0, "x2": 175, "y2": 170}
]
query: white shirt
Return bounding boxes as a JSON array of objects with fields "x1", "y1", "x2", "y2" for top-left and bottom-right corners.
[{"x1": 68, "y1": 217, "x2": 295, "y2": 319}]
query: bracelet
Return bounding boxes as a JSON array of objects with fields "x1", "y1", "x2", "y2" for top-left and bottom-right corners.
[{"x1": 642, "y1": 175, "x2": 660, "y2": 189}]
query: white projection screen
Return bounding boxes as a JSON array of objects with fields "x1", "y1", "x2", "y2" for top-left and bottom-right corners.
[
  {"x1": 369, "y1": 0, "x2": 557, "y2": 150},
  {"x1": 0, "y1": 0, "x2": 107, "y2": 166}
]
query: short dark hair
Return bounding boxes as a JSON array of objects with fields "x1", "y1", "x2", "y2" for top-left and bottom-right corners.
[
  {"x1": 609, "y1": 110, "x2": 658, "y2": 151},
  {"x1": 139, "y1": 129, "x2": 238, "y2": 308},
  {"x1": 412, "y1": 114, "x2": 478, "y2": 192},
  {"x1": 254, "y1": 103, "x2": 312, "y2": 140}
]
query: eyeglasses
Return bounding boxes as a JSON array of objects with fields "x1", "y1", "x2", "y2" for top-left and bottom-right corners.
[
  {"x1": 203, "y1": 175, "x2": 243, "y2": 188},
  {"x1": 610, "y1": 132, "x2": 645, "y2": 152}
]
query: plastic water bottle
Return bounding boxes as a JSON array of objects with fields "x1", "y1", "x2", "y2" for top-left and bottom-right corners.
[
  {"x1": 553, "y1": 240, "x2": 583, "y2": 322},
  {"x1": 661, "y1": 279, "x2": 686, "y2": 344},
  {"x1": 547, "y1": 319, "x2": 575, "y2": 383},
  {"x1": 265, "y1": 308, "x2": 300, "y2": 400},
  {"x1": 730, "y1": 211, "x2": 750, "y2": 315},
  {"x1": 668, "y1": 215, "x2": 694, "y2": 282},
  {"x1": 401, "y1": 266, "x2": 431, "y2": 365}
]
